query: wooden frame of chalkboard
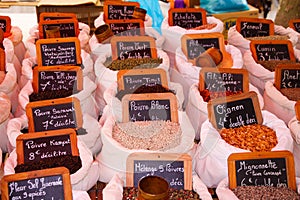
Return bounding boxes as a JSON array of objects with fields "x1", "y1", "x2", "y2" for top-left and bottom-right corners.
[
  {"x1": 106, "y1": 19, "x2": 145, "y2": 36},
  {"x1": 250, "y1": 40, "x2": 295, "y2": 62},
  {"x1": 122, "y1": 92, "x2": 178, "y2": 123},
  {"x1": 236, "y1": 17, "x2": 274, "y2": 38},
  {"x1": 168, "y1": 8, "x2": 207, "y2": 29},
  {"x1": 199, "y1": 68, "x2": 249, "y2": 94},
  {"x1": 289, "y1": 19, "x2": 300, "y2": 33},
  {"x1": 36, "y1": 37, "x2": 82, "y2": 67},
  {"x1": 103, "y1": 1, "x2": 140, "y2": 21},
  {"x1": 1, "y1": 167, "x2": 72, "y2": 200},
  {"x1": 126, "y1": 152, "x2": 192, "y2": 190},
  {"x1": 181, "y1": 33, "x2": 226, "y2": 65},
  {"x1": 274, "y1": 63, "x2": 300, "y2": 90},
  {"x1": 111, "y1": 35, "x2": 157, "y2": 60},
  {"x1": 207, "y1": 91, "x2": 263, "y2": 130},
  {"x1": 39, "y1": 12, "x2": 77, "y2": 22},
  {"x1": 16, "y1": 128, "x2": 79, "y2": 165},
  {"x1": 0, "y1": 48, "x2": 5, "y2": 72},
  {"x1": 38, "y1": 18, "x2": 80, "y2": 39},
  {"x1": 32, "y1": 65, "x2": 83, "y2": 93},
  {"x1": 0, "y1": 15, "x2": 11, "y2": 37},
  {"x1": 228, "y1": 151, "x2": 296, "y2": 191},
  {"x1": 117, "y1": 68, "x2": 168, "y2": 91},
  {"x1": 295, "y1": 100, "x2": 300, "y2": 121},
  {"x1": 25, "y1": 97, "x2": 83, "y2": 133}
]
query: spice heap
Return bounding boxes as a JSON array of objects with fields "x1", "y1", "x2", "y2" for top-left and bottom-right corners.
[
  {"x1": 112, "y1": 120, "x2": 182, "y2": 151},
  {"x1": 29, "y1": 90, "x2": 76, "y2": 102},
  {"x1": 280, "y1": 88, "x2": 300, "y2": 101},
  {"x1": 247, "y1": 35, "x2": 289, "y2": 41},
  {"x1": 200, "y1": 89, "x2": 243, "y2": 102},
  {"x1": 219, "y1": 124, "x2": 278, "y2": 152},
  {"x1": 14, "y1": 155, "x2": 82, "y2": 174},
  {"x1": 123, "y1": 187, "x2": 200, "y2": 200},
  {"x1": 257, "y1": 60, "x2": 296, "y2": 72},
  {"x1": 106, "y1": 57, "x2": 163, "y2": 71},
  {"x1": 116, "y1": 84, "x2": 175, "y2": 100},
  {"x1": 189, "y1": 23, "x2": 217, "y2": 31},
  {"x1": 232, "y1": 186, "x2": 300, "y2": 200}
]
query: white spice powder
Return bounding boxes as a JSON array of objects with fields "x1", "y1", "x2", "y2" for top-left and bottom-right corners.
[{"x1": 112, "y1": 120, "x2": 182, "y2": 151}]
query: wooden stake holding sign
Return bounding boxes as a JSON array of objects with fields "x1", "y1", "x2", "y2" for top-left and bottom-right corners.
[
  {"x1": 32, "y1": 66, "x2": 83, "y2": 93},
  {"x1": 0, "y1": 48, "x2": 5, "y2": 72},
  {"x1": 0, "y1": 16, "x2": 12, "y2": 37},
  {"x1": 236, "y1": 17, "x2": 274, "y2": 38},
  {"x1": 117, "y1": 68, "x2": 168, "y2": 91},
  {"x1": 289, "y1": 19, "x2": 300, "y2": 33},
  {"x1": 122, "y1": 93, "x2": 178, "y2": 123},
  {"x1": 126, "y1": 152, "x2": 192, "y2": 190},
  {"x1": 36, "y1": 37, "x2": 82, "y2": 67},
  {"x1": 274, "y1": 63, "x2": 300, "y2": 90},
  {"x1": 207, "y1": 91, "x2": 263, "y2": 130},
  {"x1": 106, "y1": 19, "x2": 145, "y2": 36},
  {"x1": 39, "y1": 18, "x2": 79, "y2": 39},
  {"x1": 181, "y1": 33, "x2": 232, "y2": 67},
  {"x1": 168, "y1": 8, "x2": 207, "y2": 29},
  {"x1": 199, "y1": 68, "x2": 249, "y2": 94},
  {"x1": 16, "y1": 129, "x2": 79, "y2": 165},
  {"x1": 111, "y1": 35, "x2": 157, "y2": 60},
  {"x1": 103, "y1": 1, "x2": 140, "y2": 21},
  {"x1": 228, "y1": 151, "x2": 296, "y2": 191},
  {"x1": 1, "y1": 167, "x2": 72, "y2": 200},
  {"x1": 250, "y1": 40, "x2": 295, "y2": 62},
  {"x1": 26, "y1": 97, "x2": 83, "y2": 133}
]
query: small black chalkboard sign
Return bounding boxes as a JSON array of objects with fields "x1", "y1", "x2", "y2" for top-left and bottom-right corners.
[
  {"x1": 250, "y1": 40, "x2": 295, "y2": 62},
  {"x1": 208, "y1": 91, "x2": 263, "y2": 130},
  {"x1": 0, "y1": 16, "x2": 11, "y2": 37},
  {"x1": 122, "y1": 93, "x2": 178, "y2": 123},
  {"x1": 228, "y1": 151, "x2": 296, "y2": 191},
  {"x1": 181, "y1": 33, "x2": 225, "y2": 61},
  {"x1": 39, "y1": 19, "x2": 79, "y2": 39},
  {"x1": 126, "y1": 153, "x2": 192, "y2": 190},
  {"x1": 168, "y1": 8, "x2": 207, "y2": 29},
  {"x1": 199, "y1": 68, "x2": 249, "y2": 93},
  {"x1": 289, "y1": 19, "x2": 300, "y2": 33},
  {"x1": 103, "y1": 1, "x2": 140, "y2": 21},
  {"x1": 32, "y1": 66, "x2": 83, "y2": 93},
  {"x1": 1, "y1": 167, "x2": 72, "y2": 200},
  {"x1": 236, "y1": 18, "x2": 274, "y2": 38},
  {"x1": 111, "y1": 36, "x2": 157, "y2": 60},
  {"x1": 36, "y1": 38, "x2": 81, "y2": 67},
  {"x1": 275, "y1": 64, "x2": 300, "y2": 89},
  {"x1": 16, "y1": 129, "x2": 79, "y2": 165},
  {"x1": 26, "y1": 97, "x2": 83, "y2": 133},
  {"x1": 107, "y1": 19, "x2": 145, "y2": 36}
]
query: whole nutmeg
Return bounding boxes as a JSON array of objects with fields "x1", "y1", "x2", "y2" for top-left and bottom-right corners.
[{"x1": 195, "y1": 47, "x2": 223, "y2": 68}]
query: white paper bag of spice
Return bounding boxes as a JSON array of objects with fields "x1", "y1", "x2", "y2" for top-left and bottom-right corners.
[
  {"x1": 185, "y1": 83, "x2": 264, "y2": 141},
  {"x1": 288, "y1": 117, "x2": 300, "y2": 177},
  {"x1": 194, "y1": 110, "x2": 293, "y2": 188},
  {"x1": 228, "y1": 25, "x2": 299, "y2": 54},
  {"x1": 0, "y1": 92, "x2": 13, "y2": 153}
]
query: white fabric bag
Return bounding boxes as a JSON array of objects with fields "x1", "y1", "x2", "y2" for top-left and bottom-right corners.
[
  {"x1": 96, "y1": 105, "x2": 195, "y2": 184},
  {"x1": 161, "y1": 16, "x2": 224, "y2": 54},
  {"x1": 0, "y1": 92, "x2": 13, "y2": 153},
  {"x1": 186, "y1": 83, "x2": 264, "y2": 140},
  {"x1": 0, "y1": 62, "x2": 20, "y2": 115},
  {"x1": 228, "y1": 25, "x2": 300, "y2": 54},
  {"x1": 242, "y1": 47, "x2": 300, "y2": 95},
  {"x1": 263, "y1": 81, "x2": 296, "y2": 125},
  {"x1": 94, "y1": 48, "x2": 170, "y2": 115},
  {"x1": 4, "y1": 139, "x2": 100, "y2": 191},
  {"x1": 288, "y1": 117, "x2": 300, "y2": 177},
  {"x1": 194, "y1": 110, "x2": 294, "y2": 188}
]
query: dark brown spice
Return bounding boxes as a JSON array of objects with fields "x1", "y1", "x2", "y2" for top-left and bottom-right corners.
[
  {"x1": 29, "y1": 90, "x2": 78, "y2": 102},
  {"x1": 116, "y1": 84, "x2": 175, "y2": 100},
  {"x1": 280, "y1": 88, "x2": 300, "y2": 101},
  {"x1": 247, "y1": 35, "x2": 290, "y2": 40},
  {"x1": 257, "y1": 60, "x2": 297, "y2": 72},
  {"x1": 14, "y1": 155, "x2": 82, "y2": 174},
  {"x1": 232, "y1": 186, "x2": 300, "y2": 200},
  {"x1": 106, "y1": 57, "x2": 163, "y2": 71}
]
